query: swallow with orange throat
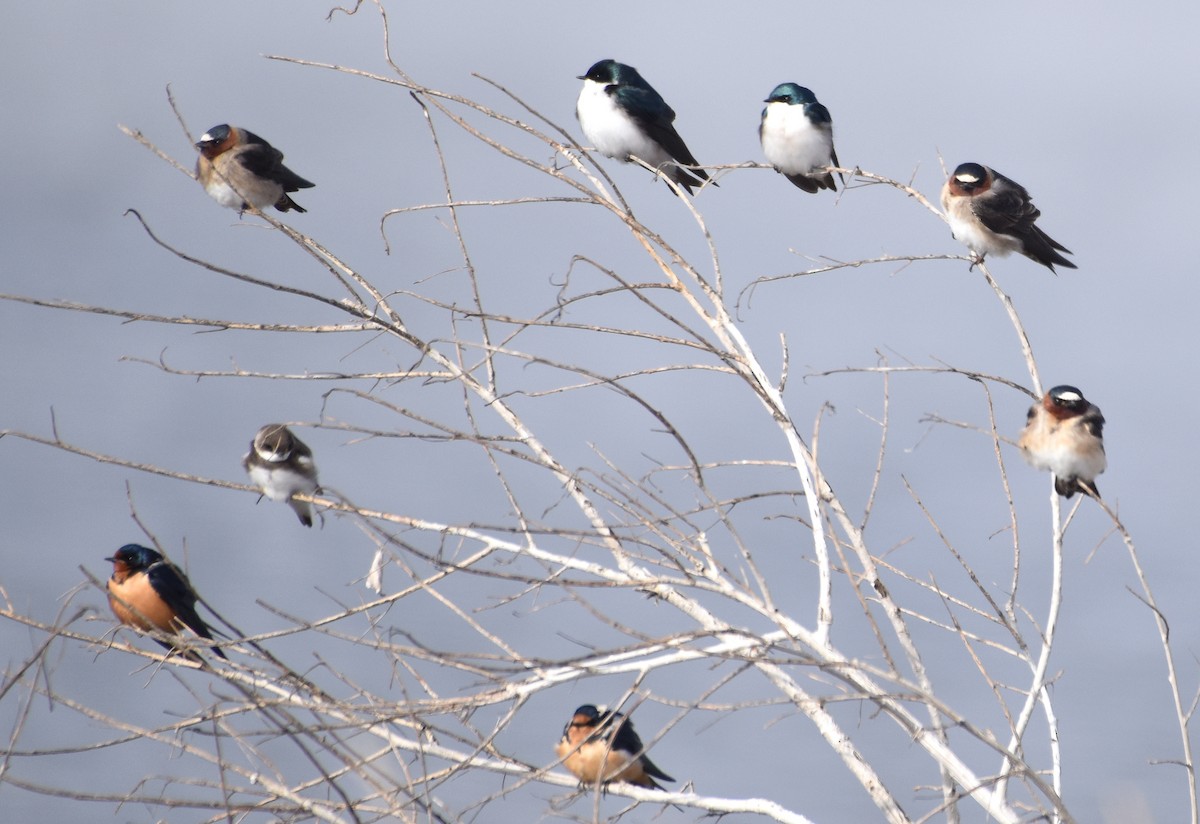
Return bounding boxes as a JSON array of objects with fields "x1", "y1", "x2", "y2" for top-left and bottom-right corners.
[
  {"x1": 106, "y1": 544, "x2": 226, "y2": 659},
  {"x1": 555, "y1": 703, "x2": 675, "y2": 790}
]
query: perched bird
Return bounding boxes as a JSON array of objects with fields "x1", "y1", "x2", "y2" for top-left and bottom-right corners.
[
  {"x1": 243, "y1": 424, "x2": 320, "y2": 527},
  {"x1": 106, "y1": 544, "x2": 226, "y2": 659},
  {"x1": 759, "y1": 83, "x2": 842, "y2": 193},
  {"x1": 576, "y1": 59, "x2": 711, "y2": 194},
  {"x1": 555, "y1": 704, "x2": 674, "y2": 790},
  {"x1": 1018, "y1": 385, "x2": 1106, "y2": 498},
  {"x1": 196, "y1": 124, "x2": 314, "y2": 214},
  {"x1": 940, "y1": 162, "x2": 1076, "y2": 272}
]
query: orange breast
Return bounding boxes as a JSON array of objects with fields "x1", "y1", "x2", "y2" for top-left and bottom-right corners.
[
  {"x1": 557, "y1": 738, "x2": 647, "y2": 785},
  {"x1": 107, "y1": 572, "x2": 178, "y2": 633}
]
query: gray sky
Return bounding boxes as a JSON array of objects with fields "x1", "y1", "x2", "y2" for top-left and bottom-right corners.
[{"x1": 1, "y1": 2, "x2": 1197, "y2": 822}]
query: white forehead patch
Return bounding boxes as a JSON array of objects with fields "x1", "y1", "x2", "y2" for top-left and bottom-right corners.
[
  {"x1": 955, "y1": 172, "x2": 981, "y2": 183},
  {"x1": 1055, "y1": 390, "x2": 1082, "y2": 402}
]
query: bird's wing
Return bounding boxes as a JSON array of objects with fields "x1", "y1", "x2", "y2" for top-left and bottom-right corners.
[{"x1": 615, "y1": 86, "x2": 702, "y2": 168}]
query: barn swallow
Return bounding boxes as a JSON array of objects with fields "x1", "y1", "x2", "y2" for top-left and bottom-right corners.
[
  {"x1": 940, "y1": 162, "x2": 1076, "y2": 272},
  {"x1": 106, "y1": 544, "x2": 226, "y2": 659},
  {"x1": 555, "y1": 704, "x2": 674, "y2": 790},
  {"x1": 576, "y1": 59, "x2": 712, "y2": 194},
  {"x1": 1018, "y1": 385, "x2": 1106, "y2": 498},
  {"x1": 759, "y1": 83, "x2": 843, "y2": 194},
  {"x1": 243, "y1": 424, "x2": 320, "y2": 527},
  {"x1": 196, "y1": 124, "x2": 314, "y2": 214}
]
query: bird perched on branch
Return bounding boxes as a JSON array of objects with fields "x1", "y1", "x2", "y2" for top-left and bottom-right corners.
[
  {"x1": 576, "y1": 59, "x2": 712, "y2": 194},
  {"x1": 1018, "y1": 385, "x2": 1106, "y2": 498},
  {"x1": 196, "y1": 124, "x2": 314, "y2": 214},
  {"x1": 243, "y1": 424, "x2": 320, "y2": 527},
  {"x1": 759, "y1": 83, "x2": 842, "y2": 194},
  {"x1": 106, "y1": 544, "x2": 226, "y2": 659},
  {"x1": 940, "y1": 162, "x2": 1075, "y2": 271},
  {"x1": 555, "y1": 703, "x2": 675, "y2": 789}
]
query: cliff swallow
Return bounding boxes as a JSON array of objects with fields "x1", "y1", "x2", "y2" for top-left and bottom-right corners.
[
  {"x1": 941, "y1": 162, "x2": 1075, "y2": 271},
  {"x1": 196, "y1": 124, "x2": 314, "y2": 214},
  {"x1": 1018, "y1": 384, "x2": 1106, "y2": 497}
]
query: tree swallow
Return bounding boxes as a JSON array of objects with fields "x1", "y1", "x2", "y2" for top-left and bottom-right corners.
[
  {"x1": 759, "y1": 83, "x2": 842, "y2": 193},
  {"x1": 243, "y1": 424, "x2": 320, "y2": 527},
  {"x1": 555, "y1": 703, "x2": 675, "y2": 789},
  {"x1": 196, "y1": 124, "x2": 314, "y2": 214},
  {"x1": 575, "y1": 59, "x2": 711, "y2": 194},
  {"x1": 106, "y1": 544, "x2": 226, "y2": 659},
  {"x1": 940, "y1": 162, "x2": 1076, "y2": 271},
  {"x1": 1018, "y1": 385, "x2": 1106, "y2": 498}
]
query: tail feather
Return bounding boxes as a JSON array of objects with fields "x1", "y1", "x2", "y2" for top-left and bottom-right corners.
[
  {"x1": 275, "y1": 194, "x2": 307, "y2": 213},
  {"x1": 1055, "y1": 475, "x2": 1099, "y2": 499}
]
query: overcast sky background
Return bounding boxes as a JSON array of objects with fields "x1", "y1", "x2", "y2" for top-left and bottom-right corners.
[{"x1": 2, "y1": 2, "x2": 1197, "y2": 822}]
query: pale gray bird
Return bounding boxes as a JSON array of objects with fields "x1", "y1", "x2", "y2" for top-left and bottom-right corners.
[{"x1": 243, "y1": 424, "x2": 320, "y2": 526}]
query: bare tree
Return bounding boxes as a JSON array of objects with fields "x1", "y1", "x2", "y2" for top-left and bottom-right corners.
[{"x1": 0, "y1": 6, "x2": 1190, "y2": 823}]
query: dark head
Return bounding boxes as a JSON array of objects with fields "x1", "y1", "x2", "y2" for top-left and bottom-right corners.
[
  {"x1": 765, "y1": 83, "x2": 816, "y2": 105},
  {"x1": 564, "y1": 704, "x2": 604, "y2": 733},
  {"x1": 578, "y1": 59, "x2": 629, "y2": 85},
  {"x1": 196, "y1": 124, "x2": 235, "y2": 157},
  {"x1": 572, "y1": 704, "x2": 602, "y2": 720},
  {"x1": 949, "y1": 162, "x2": 990, "y2": 194},
  {"x1": 107, "y1": 544, "x2": 162, "y2": 573},
  {"x1": 1047, "y1": 385, "x2": 1087, "y2": 411},
  {"x1": 252, "y1": 423, "x2": 297, "y2": 461}
]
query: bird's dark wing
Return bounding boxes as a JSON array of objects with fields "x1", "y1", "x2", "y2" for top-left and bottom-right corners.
[
  {"x1": 608, "y1": 714, "x2": 673, "y2": 782},
  {"x1": 604, "y1": 711, "x2": 643, "y2": 751},
  {"x1": 613, "y1": 85, "x2": 706, "y2": 174},
  {"x1": 146, "y1": 562, "x2": 226, "y2": 658},
  {"x1": 972, "y1": 180, "x2": 1038, "y2": 238},
  {"x1": 236, "y1": 143, "x2": 315, "y2": 191},
  {"x1": 805, "y1": 101, "x2": 833, "y2": 126},
  {"x1": 830, "y1": 144, "x2": 845, "y2": 187},
  {"x1": 1081, "y1": 407, "x2": 1105, "y2": 441}
]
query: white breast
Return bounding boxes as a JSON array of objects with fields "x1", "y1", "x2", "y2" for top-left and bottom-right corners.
[
  {"x1": 204, "y1": 179, "x2": 248, "y2": 210},
  {"x1": 248, "y1": 463, "x2": 317, "y2": 502},
  {"x1": 576, "y1": 79, "x2": 672, "y2": 168},
  {"x1": 1020, "y1": 418, "x2": 1106, "y2": 481},
  {"x1": 760, "y1": 102, "x2": 832, "y2": 176},
  {"x1": 942, "y1": 192, "x2": 1022, "y2": 258}
]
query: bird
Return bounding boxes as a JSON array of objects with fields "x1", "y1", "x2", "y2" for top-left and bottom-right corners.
[
  {"x1": 940, "y1": 162, "x2": 1076, "y2": 272},
  {"x1": 575, "y1": 59, "x2": 711, "y2": 194},
  {"x1": 555, "y1": 704, "x2": 675, "y2": 790},
  {"x1": 195, "y1": 124, "x2": 314, "y2": 214},
  {"x1": 1018, "y1": 385, "x2": 1106, "y2": 498},
  {"x1": 759, "y1": 83, "x2": 842, "y2": 193},
  {"x1": 243, "y1": 424, "x2": 320, "y2": 527},
  {"x1": 105, "y1": 544, "x2": 226, "y2": 659}
]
